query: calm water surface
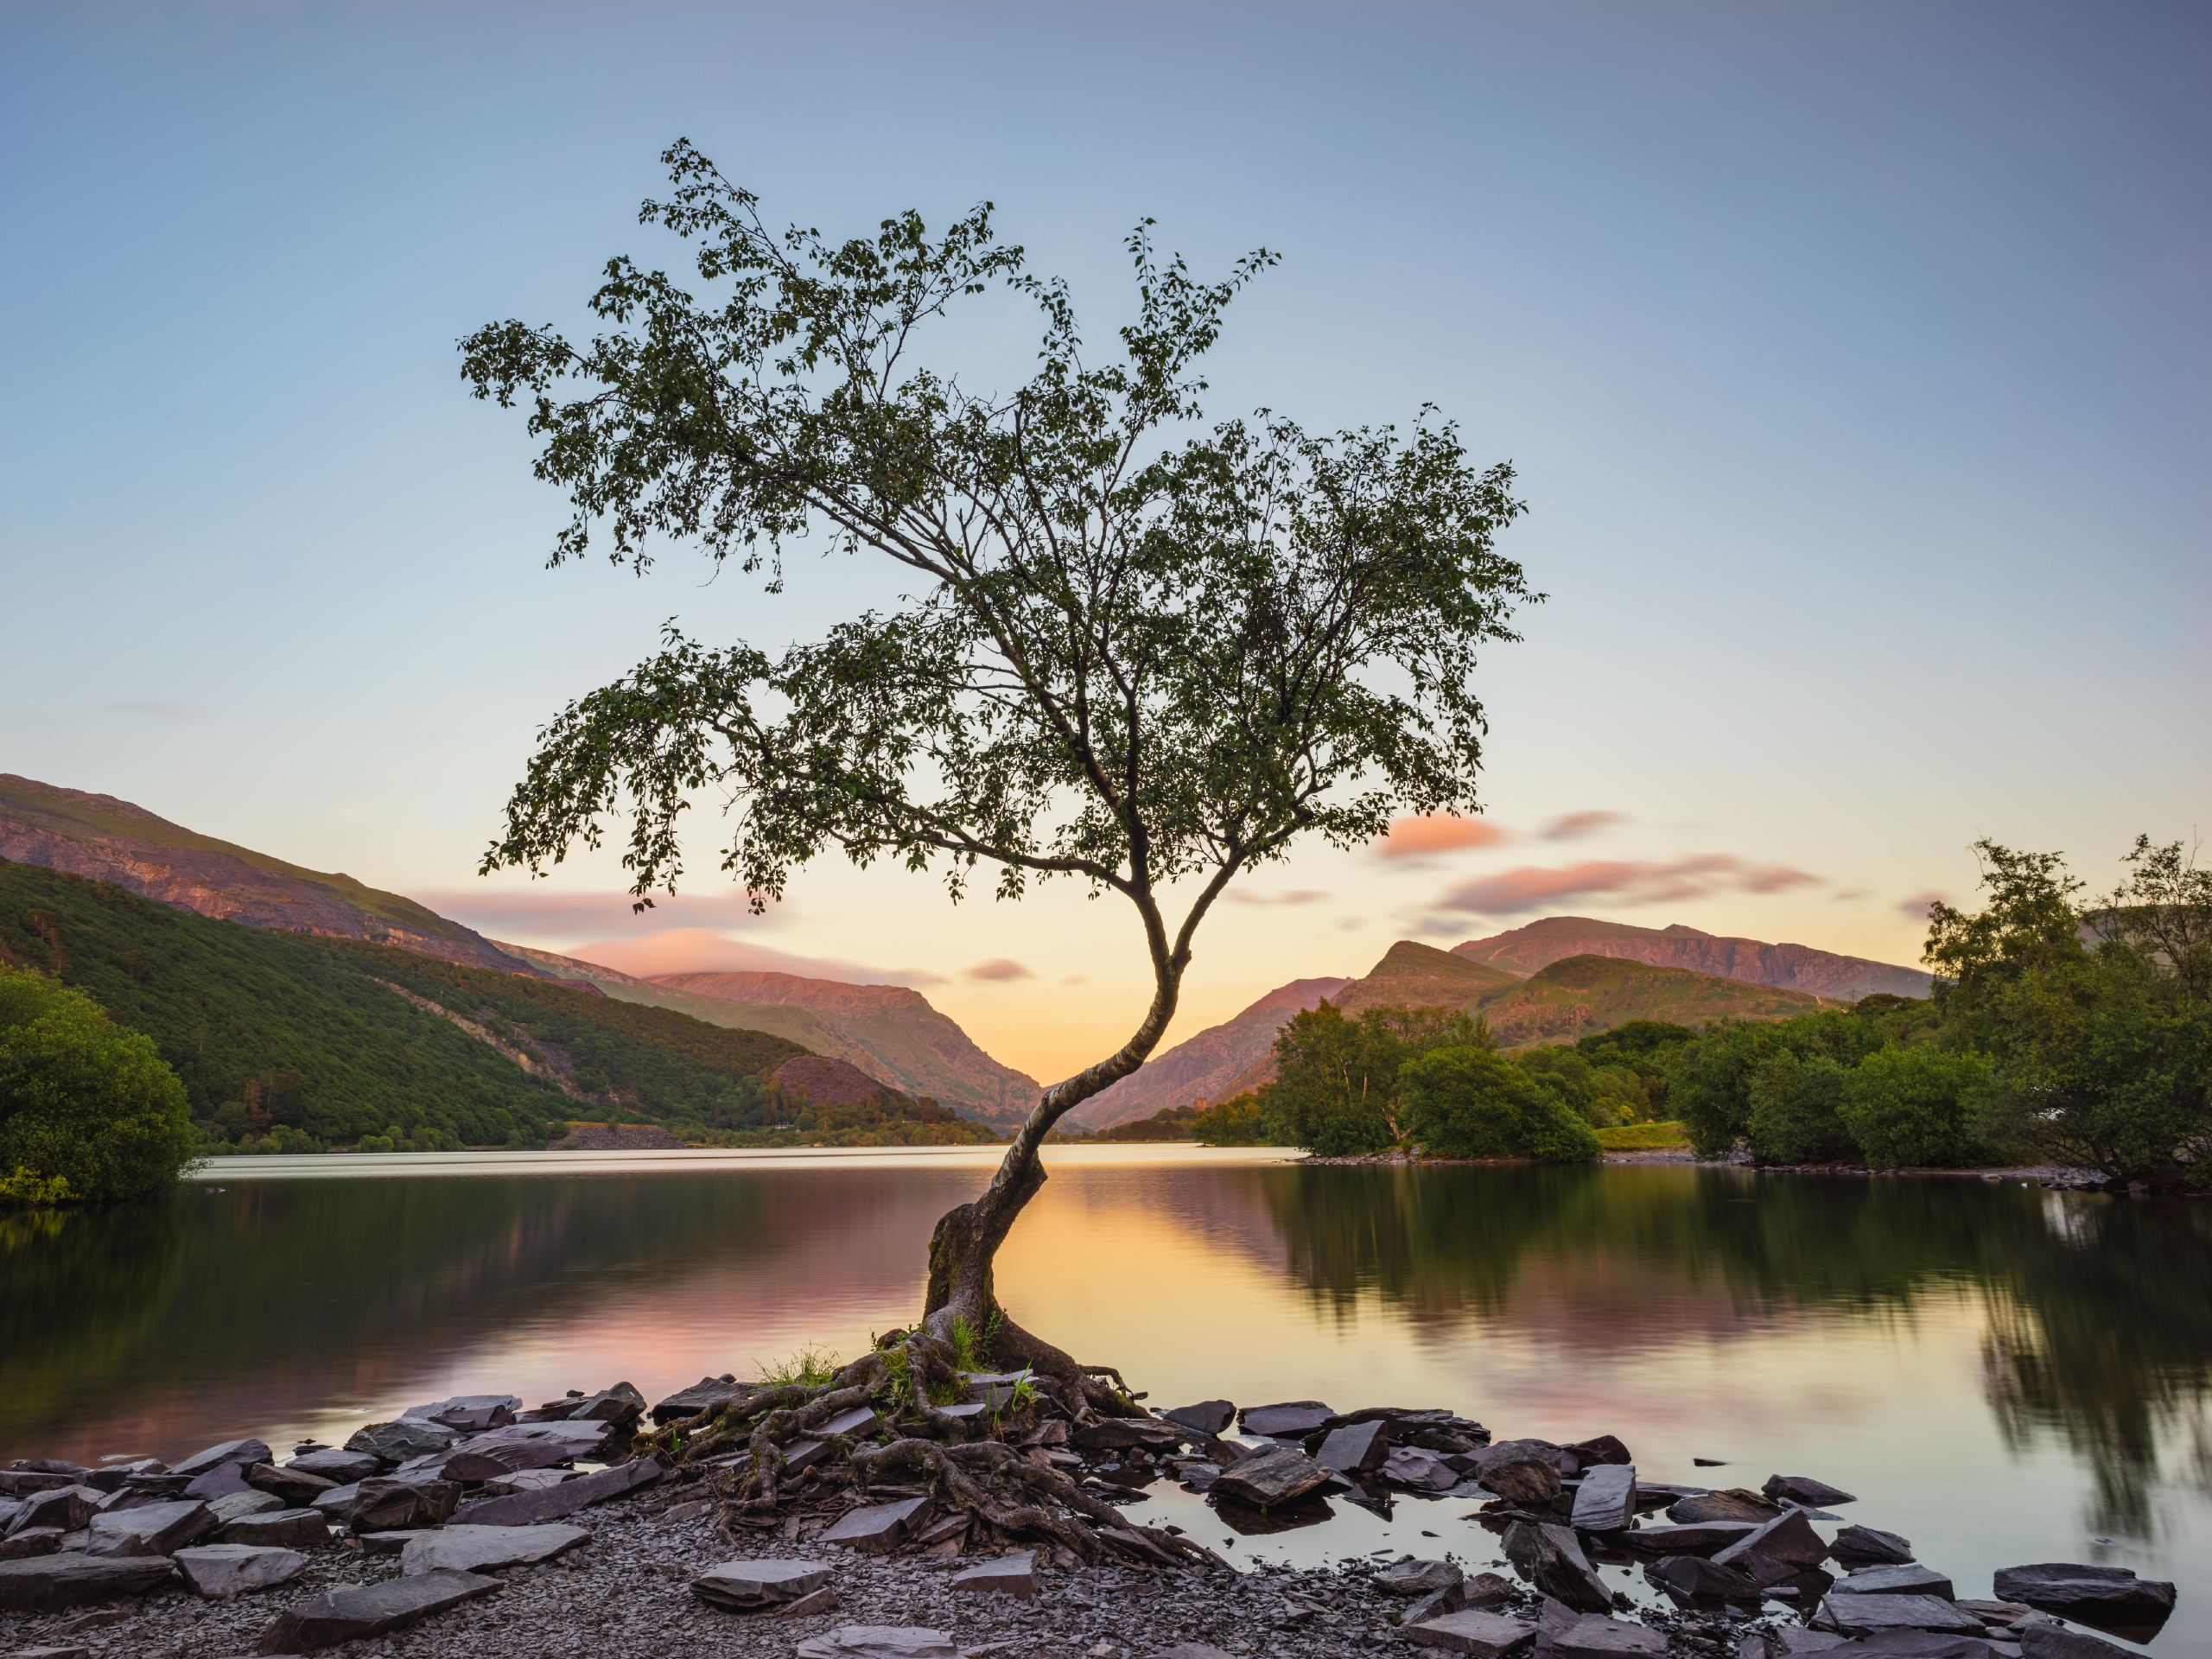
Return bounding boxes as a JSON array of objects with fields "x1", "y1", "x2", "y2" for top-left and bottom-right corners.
[{"x1": 5, "y1": 1148, "x2": 2207, "y2": 1650}]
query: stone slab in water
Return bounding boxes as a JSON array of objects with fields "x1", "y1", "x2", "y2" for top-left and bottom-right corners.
[
  {"x1": 950, "y1": 1549, "x2": 1035, "y2": 1598},
  {"x1": 1621, "y1": 1520, "x2": 1760, "y2": 1556},
  {"x1": 174, "y1": 1542, "x2": 307, "y2": 1599},
  {"x1": 170, "y1": 1439, "x2": 272, "y2": 1479},
  {"x1": 399, "y1": 1522, "x2": 588, "y2": 1575},
  {"x1": 0, "y1": 1551, "x2": 177, "y2": 1611},
  {"x1": 821, "y1": 1495, "x2": 930, "y2": 1553},
  {"x1": 1815, "y1": 1592, "x2": 1986, "y2": 1636},
  {"x1": 1992, "y1": 1563, "x2": 2177, "y2": 1628},
  {"x1": 1382, "y1": 1446, "x2": 1459, "y2": 1493},
  {"x1": 691, "y1": 1555, "x2": 834, "y2": 1610},
  {"x1": 1403, "y1": 1608, "x2": 1538, "y2": 1656},
  {"x1": 1211, "y1": 1444, "x2": 1332, "y2": 1510},
  {"x1": 1834, "y1": 1524, "x2": 1915, "y2": 1565},
  {"x1": 218, "y1": 1508, "x2": 329, "y2": 1548},
  {"x1": 563, "y1": 1383, "x2": 645, "y2": 1424},
  {"x1": 1840, "y1": 1563, "x2": 1957, "y2": 1600},
  {"x1": 255, "y1": 1567, "x2": 501, "y2": 1652},
  {"x1": 1238, "y1": 1401, "x2": 1333, "y2": 1438},
  {"x1": 1502, "y1": 1521, "x2": 1610, "y2": 1613},
  {"x1": 1669, "y1": 1488, "x2": 1780, "y2": 1524},
  {"x1": 1071, "y1": 1418, "x2": 1183, "y2": 1452},
  {"x1": 456, "y1": 1456, "x2": 660, "y2": 1526},
  {"x1": 1570, "y1": 1462, "x2": 1637, "y2": 1532},
  {"x1": 795, "y1": 1628, "x2": 958, "y2": 1659},
  {"x1": 1713, "y1": 1509, "x2": 1828, "y2": 1571},
  {"x1": 2020, "y1": 1624, "x2": 2140, "y2": 1659},
  {"x1": 404, "y1": 1394, "x2": 521, "y2": 1433},
  {"x1": 1765, "y1": 1472, "x2": 1857, "y2": 1507},
  {"x1": 1160, "y1": 1400, "x2": 1235, "y2": 1437},
  {"x1": 1646, "y1": 1553, "x2": 1761, "y2": 1601}
]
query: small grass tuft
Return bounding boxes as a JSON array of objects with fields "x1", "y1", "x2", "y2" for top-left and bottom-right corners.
[{"x1": 753, "y1": 1343, "x2": 840, "y2": 1389}]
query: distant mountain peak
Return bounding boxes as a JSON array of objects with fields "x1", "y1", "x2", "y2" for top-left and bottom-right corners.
[{"x1": 1452, "y1": 914, "x2": 1929, "y2": 1002}]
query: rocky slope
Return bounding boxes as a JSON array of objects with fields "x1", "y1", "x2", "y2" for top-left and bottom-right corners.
[
  {"x1": 0, "y1": 774, "x2": 532, "y2": 976},
  {"x1": 1453, "y1": 915, "x2": 1930, "y2": 1001},
  {"x1": 1071, "y1": 976, "x2": 1352, "y2": 1129}
]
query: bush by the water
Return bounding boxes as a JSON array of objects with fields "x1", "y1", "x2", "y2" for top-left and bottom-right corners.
[
  {"x1": 1398, "y1": 1044, "x2": 1602, "y2": 1161},
  {"x1": 0, "y1": 967, "x2": 197, "y2": 1203}
]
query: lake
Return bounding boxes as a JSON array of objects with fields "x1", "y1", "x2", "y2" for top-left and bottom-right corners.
[{"x1": 4, "y1": 1147, "x2": 2206, "y2": 1651}]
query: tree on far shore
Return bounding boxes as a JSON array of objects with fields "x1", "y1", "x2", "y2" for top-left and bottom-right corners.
[{"x1": 460, "y1": 144, "x2": 1535, "y2": 1412}]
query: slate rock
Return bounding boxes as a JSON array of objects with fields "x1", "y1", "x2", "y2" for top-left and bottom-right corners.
[
  {"x1": 0, "y1": 1552, "x2": 177, "y2": 1611},
  {"x1": 1238, "y1": 1401, "x2": 1334, "y2": 1439},
  {"x1": 1377, "y1": 1558, "x2": 1465, "y2": 1597},
  {"x1": 1480, "y1": 1440, "x2": 1565, "y2": 1504},
  {"x1": 1647, "y1": 1554, "x2": 1763, "y2": 1601},
  {"x1": 6, "y1": 1645, "x2": 93, "y2": 1659},
  {"x1": 821, "y1": 1495, "x2": 931, "y2": 1553},
  {"x1": 1384, "y1": 1446, "x2": 1462, "y2": 1492},
  {"x1": 1147, "y1": 1649, "x2": 1239, "y2": 1659},
  {"x1": 1402, "y1": 1580, "x2": 1470, "y2": 1625},
  {"x1": 1210, "y1": 1445, "x2": 1332, "y2": 1510},
  {"x1": 207, "y1": 1491, "x2": 283, "y2": 1528},
  {"x1": 6, "y1": 1487, "x2": 100, "y2": 1536},
  {"x1": 0, "y1": 1528, "x2": 62, "y2": 1562},
  {"x1": 1669, "y1": 1488, "x2": 1781, "y2": 1524},
  {"x1": 691, "y1": 1556, "x2": 835, "y2": 1610},
  {"x1": 1545, "y1": 1612, "x2": 1670, "y2": 1659},
  {"x1": 1404, "y1": 1608, "x2": 1538, "y2": 1656},
  {"x1": 481, "y1": 1467, "x2": 575, "y2": 1496},
  {"x1": 1160, "y1": 1401, "x2": 1236, "y2": 1437},
  {"x1": 218, "y1": 1508, "x2": 329, "y2": 1549},
  {"x1": 950, "y1": 1549, "x2": 1035, "y2": 1599},
  {"x1": 821, "y1": 1405, "x2": 880, "y2": 1439},
  {"x1": 245, "y1": 1463, "x2": 334, "y2": 1505},
  {"x1": 86, "y1": 1498, "x2": 215, "y2": 1556},
  {"x1": 1817, "y1": 1593, "x2": 1987, "y2": 1636},
  {"x1": 344, "y1": 1420, "x2": 454, "y2": 1463},
  {"x1": 183, "y1": 1462, "x2": 256, "y2": 1501},
  {"x1": 1620, "y1": 1521, "x2": 1760, "y2": 1557},
  {"x1": 565, "y1": 1382, "x2": 645, "y2": 1424},
  {"x1": 1571, "y1": 1463, "x2": 1637, "y2": 1532},
  {"x1": 1738, "y1": 1630, "x2": 1852, "y2": 1659},
  {"x1": 348, "y1": 1478, "x2": 460, "y2": 1533},
  {"x1": 440, "y1": 1421, "x2": 609, "y2": 1481},
  {"x1": 2018, "y1": 1624, "x2": 2139, "y2": 1659},
  {"x1": 173, "y1": 1543, "x2": 307, "y2": 1599},
  {"x1": 1991, "y1": 1564, "x2": 2177, "y2": 1629},
  {"x1": 403, "y1": 1394, "x2": 520, "y2": 1433},
  {"x1": 255, "y1": 1567, "x2": 500, "y2": 1651},
  {"x1": 1765, "y1": 1473, "x2": 1857, "y2": 1507},
  {"x1": 652, "y1": 1376, "x2": 747, "y2": 1422},
  {"x1": 455, "y1": 1456, "x2": 660, "y2": 1526},
  {"x1": 793, "y1": 1626, "x2": 958, "y2": 1659},
  {"x1": 398, "y1": 1522, "x2": 588, "y2": 1575},
  {"x1": 1314, "y1": 1420, "x2": 1390, "y2": 1475},
  {"x1": 1834, "y1": 1525, "x2": 1915, "y2": 1566},
  {"x1": 285, "y1": 1448, "x2": 380, "y2": 1484},
  {"x1": 1071, "y1": 1418, "x2": 1183, "y2": 1452},
  {"x1": 1502, "y1": 1520, "x2": 1611, "y2": 1613},
  {"x1": 1713, "y1": 1509, "x2": 1829, "y2": 1571},
  {"x1": 170, "y1": 1440, "x2": 272, "y2": 1479},
  {"x1": 1567, "y1": 1434, "x2": 1633, "y2": 1467},
  {"x1": 1842, "y1": 1563, "x2": 1957, "y2": 1600},
  {"x1": 308, "y1": 1483, "x2": 360, "y2": 1522}
]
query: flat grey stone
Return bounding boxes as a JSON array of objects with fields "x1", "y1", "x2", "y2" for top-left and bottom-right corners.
[
  {"x1": 1545, "y1": 1613, "x2": 1669, "y2": 1659},
  {"x1": 1147, "y1": 1647, "x2": 1239, "y2": 1659},
  {"x1": 170, "y1": 1440, "x2": 272, "y2": 1479},
  {"x1": 244, "y1": 1464, "x2": 334, "y2": 1506},
  {"x1": 1834, "y1": 1525, "x2": 1915, "y2": 1565},
  {"x1": 2019, "y1": 1624, "x2": 2139, "y2": 1659},
  {"x1": 455, "y1": 1456, "x2": 660, "y2": 1526},
  {"x1": 1376, "y1": 1558, "x2": 1464, "y2": 1597},
  {"x1": 0, "y1": 1551, "x2": 177, "y2": 1611},
  {"x1": 1211, "y1": 1444, "x2": 1331, "y2": 1510},
  {"x1": 254, "y1": 1567, "x2": 500, "y2": 1651},
  {"x1": 399, "y1": 1522, "x2": 588, "y2": 1575},
  {"x1": 6, "y1": 1486, "x2": 101, "y2": 1536},
  {"x1": 1669, "y1": 1488, "x2": 1781, "y2": 1524},
  {"x1": 1237, "y1": 1401, "x2": 1333, "y2": 1438},
  {"x1": 308, "y1": 1483, "x2": 359, "y2": 1522},
  {"x1": 950, "y1": 1549, "x2": 1034, "y2": 1598},
  {"x1": 1159, "y1": 1401, "x2": 1235, "y2": 1437},
  {"x1": 1764, "y1": 1472, "x2": 1857, "y2": 1506},
  {"x1": 207, "y1": 1491, "x2": 283, "y2": 1527},
  {"x1": 403, "y1": 1394, "x2": 520, "y2": 1433},
  {"x1": 480, "y1": 1468, "x2": 575, "y2": 1496},
  {"x1": 1382, "y1": 1446, "x2": 1460, "y2": 1492},
  {"x1": 344, "y1": 1420, "x2": 454, "y2": 1463},
  {"x1": 1404, "y1": 1608, "x2": 1538, "y2": 1656},
  {"x1": 820, "y1": 1405, "x2": 880, "y2": 1439},
  {"x1": 1314, "y1": 1420, "x2": 1391, "y2": 1475},
  {"x1": 1817, "y1": 1593, "x2": 1987, "y2": 1636},
  {"x1": 1621, "y1": 1521, "x2": 1760, "y2": 1556},
  {"x1": 284, "y1": 1448, "x2": 380, "y2": 1484},
  {"x1": 1503, "y1": 1520, "x2": 1610, "y2": 1613},
  {"x1": 1713, "y1": 1509, "x2": 1828, "y2": 1571},
  {"x1": 1646, "y1": 1553, "x2": 1762, "y2": 1600},
  {"x1": 652, "y1": 1376, "x2": 747, "y2": 1422},
  {"x1": 85, "y1": 1498, "x2": 215, "y2": 1556},
  {"x1": 1571, "y1": 1463, "x2": 1637, "y2": 1532},
  {"x1": 439, "y1": 1421, "x2": 610, "y2": 1482},
  {"x1": 217, "y1": 1508, "x2": 329, "y2": 1549},
  {"x1": 565, "y1": 1382, "x2": 645, "y2": 1423},
  {"x1": 174, "y1": 1543, "x2": 307, "y2": 1599},
  {"x1": 691, "y1": 1555, "x2": 834, "y2": 1609},
  {"x1": 0, "y1": 1528, "x2": 62, "y2": 1561},
  {"x1": 794, "y1": 1628, "x2": 957, "y2": 1659},
  {"x1": 1843, "y1": 1563, "x2": 1957, "y2": 1600},
  {"x1": 347, "y1": 1478, "x2": 459, "y2": 1534},
  {"x1": 1992, "y1": 1563, "x2": 2177, "y2": 1627},
  {"x1": 821, "y1": 1495, "x2": 930, "y2": 1554}
]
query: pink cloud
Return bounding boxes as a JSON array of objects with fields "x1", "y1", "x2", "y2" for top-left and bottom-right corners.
[
  {"x1": 1224, "y1": 887, "x2": 1329, "y2": 906},
  {"x1": 1376, "y1": 816, "x2": 1514, "y2": 860},
  {"x1": 417, "y1": 887, "x2": 778, "y2": 939},
  {"x1": 1541, "y1": 810, "x2": 1627, "y2": 842},
  {"x1": 1438, "y1": 855, "x2": 1823, "y2": 917},
  {"x1": 562, "y1": 927, "x2": 941, "y2": 987},
  {"x1": 1897, "y1": 891, "x2": 1948, "y2": 920},
  {"x1": 965, "y1": 958, "x2": 1033, "y2": 982}
]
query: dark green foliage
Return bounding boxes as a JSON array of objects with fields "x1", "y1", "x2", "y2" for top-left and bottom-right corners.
[
  {"x1": 1745, "y1": 1052, "x2": 1857, "y2": 1165},
  {"x1": 0, "y1": 860, "x2": 804, "y2": 1150},
  {"x1": 0, "y1": 968, "x2": 196, "y2": 1203},
  {"x1": 1261, "y1": 1003, "x2": 1487, "y2": 1156},
  {"x1": 1927, "y1": 837, "x2": 2211, "y2": 1185},
  {"x1": 1398, "y1": 1044, "x2": 1601, "y2": 1162},
  {"x1": 1080, "y1": 1090, "x2": 1274, "y2": 1145},
  {"x1": 1840, "y1": 1046, "x2": 2001, "y2": 1169}
]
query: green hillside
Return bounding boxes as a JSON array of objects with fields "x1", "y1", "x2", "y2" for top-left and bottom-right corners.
[
  {"x1": 1334, "y1": 940, "x2": 1524, "y2": 1014},
  {"x1": 0, "y1": 859, "x2": 805, "y2": 1149},
  {"x1": 1478, "y1": 953, "x2": 1827, "y2": 1046}
]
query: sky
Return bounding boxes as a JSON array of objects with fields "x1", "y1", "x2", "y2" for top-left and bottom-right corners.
[{"x1": 3, "y1": 3, "x2": 2207, "y2": 1083}]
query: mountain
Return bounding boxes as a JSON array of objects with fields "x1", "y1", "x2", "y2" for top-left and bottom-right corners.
[
  {"x1": 1474, "y1": 953, "x2": 1826, "y2": 1046},
  {"x1": 1071, "y1": 976, "x2": 1353, "y2": 1129},
  {"x1": 0, "y1": 774, "x2": 532, "y2": 976},
  {"x1": 0, "y1": 858, "x2": 805, "y2": 1148},
  {"x1": 653, "y1": 970, "x2": 1042, "y2": 1129},
  {"x1": 1452, "y1": 916, "x2": 1930, "y2": 1002},
  {"x1": 1331, "y1": 940, "x2": 1524, "y2": 1015}
]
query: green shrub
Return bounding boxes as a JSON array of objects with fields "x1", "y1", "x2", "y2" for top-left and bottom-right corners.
[
  {"x1": 1840, "y1": 1046, "x2": 2003, "y2": 1168},
  {"x1": 1400, "y1": 1045, "x2": 1600, "y2": 1163},
  {"x1": 1745, "y1": 1052, "x2": 1856, "y2": 1164},
  {"x1": 0, "y1": 968, "x2": 196, "y2": 1203}
]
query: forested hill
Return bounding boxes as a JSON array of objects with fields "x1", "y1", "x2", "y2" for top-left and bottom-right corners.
[
  {"x1": 1453, "y1": 916, "x2": 1930, "y2": 1001},
  {"x1": 0, "y1": 859, "x2": 807, "y2": 1150}
]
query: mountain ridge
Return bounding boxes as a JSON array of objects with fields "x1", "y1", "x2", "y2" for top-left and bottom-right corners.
[{"x1": 1452, "y1": 914, "x2": 1930, "y2": 1001}]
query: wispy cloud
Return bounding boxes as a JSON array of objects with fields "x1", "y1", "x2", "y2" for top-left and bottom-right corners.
[
  {"x1": 99, "y1": 699, "x2": 196, "y2": 721},
  {"x1": 1831, "y1": 887, "x2": 1869, "y2": 902},
  {"x1": 1224, "y1": 887, "x2": 1329, "y2": 907},
  {"x1": 1375, "y1": 815, "x2": 1514, "y2": 860},
  {"x1": 1897, "y1": 890, "x2": 1948, "y2": 920},
  {"x1": 965, "y1": 957, "x2": 1033, "y2": 982},
  {"x1": 1541, "y1": 810, "x2": 1626, "y2": 842},
  {"x1": 1437, "y1": 855, "x2": 1822, "y2": 917},
  {"x1": 558, "y1": 927, "x2": 943, "y2": 987}
]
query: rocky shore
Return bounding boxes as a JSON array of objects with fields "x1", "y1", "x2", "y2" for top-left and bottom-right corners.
[{"x1": 0, "y1": 1376, "x2": 2179, "y2": 1659}]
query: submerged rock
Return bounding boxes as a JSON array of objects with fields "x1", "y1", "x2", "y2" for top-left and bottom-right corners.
[
  {"x1": 1991, "y1": 1563, "x2": 2177, "y2": 1630},
  {"x1": 1313, "y1": 1419, "x2": 1390, "y2": 1475},
  {"x1": 1210, "y1": 1445, "x2": 1332, "y2": 1510},
  {"x1": 1238, "y1": 1402, "x2": 1334, "y2": 1439},
  {"x1": 1159, "y1": 1401, "x2": 1235, "y2": 1437}
]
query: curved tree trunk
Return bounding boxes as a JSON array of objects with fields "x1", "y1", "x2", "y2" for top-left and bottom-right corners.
[{"x1": 920, "y1": 971, "x2": 1182, "y2": 1386}]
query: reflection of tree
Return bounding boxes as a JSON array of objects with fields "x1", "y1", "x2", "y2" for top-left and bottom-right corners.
[{"x1": 1253, "y1": 1166, "x2": 2212, "y2": 1538}]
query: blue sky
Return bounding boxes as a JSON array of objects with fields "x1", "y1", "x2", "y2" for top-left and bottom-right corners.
[{"x1": 3, "y1": 3, "x2": 2206, "y2": 1077}]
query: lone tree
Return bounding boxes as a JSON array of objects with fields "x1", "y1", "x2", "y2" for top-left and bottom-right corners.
[{"x1": 461, "y1": 143, "x2": 1533, "y2": 1520}]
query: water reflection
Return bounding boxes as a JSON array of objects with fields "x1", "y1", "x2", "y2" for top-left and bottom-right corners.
[{"x1": 3, "y1": 1154, "x2": 2208, "y2": 1649}]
